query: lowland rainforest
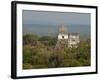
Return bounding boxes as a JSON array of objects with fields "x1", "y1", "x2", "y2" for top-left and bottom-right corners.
[{"x1": 23, "y1": 34, "x2": 91, "y2": 69}]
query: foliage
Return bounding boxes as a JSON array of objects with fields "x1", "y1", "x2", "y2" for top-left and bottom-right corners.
[
  {"x1": 23, "y1": 34, "x2": 91, "y2": 69},
  {"x1": 23, "y1": 34, "x2": 38, "y2": 45}
]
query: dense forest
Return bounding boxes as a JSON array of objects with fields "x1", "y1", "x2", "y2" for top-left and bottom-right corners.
[{"x1": 23, "y1": 34, "x2": 91, "y2": 69}]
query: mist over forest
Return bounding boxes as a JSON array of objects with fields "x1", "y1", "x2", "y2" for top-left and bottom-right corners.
[{"x1": 23, "y1": 23, "x2": 90, "y2": 39}]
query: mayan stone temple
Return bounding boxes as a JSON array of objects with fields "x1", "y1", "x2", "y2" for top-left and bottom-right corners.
[{"x1": 55, "y1": 24, "x2": 80, "y2": 49}]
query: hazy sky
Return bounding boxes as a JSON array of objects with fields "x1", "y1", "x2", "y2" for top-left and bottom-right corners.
[
  {"x1": 23, "y1": 10, "x2": 90, "y2": 25},
  {"x1": 22, "y1": 10, "x2": 90, "y2": 38}
]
